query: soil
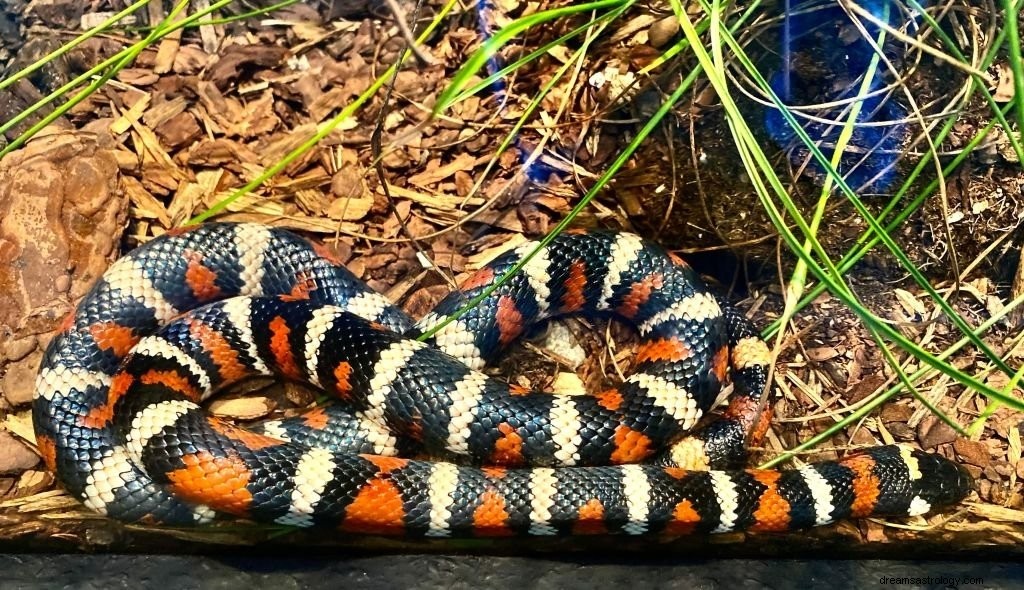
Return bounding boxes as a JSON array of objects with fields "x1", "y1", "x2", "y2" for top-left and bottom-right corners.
[{"x1": 0, "y1": 0, "x2": 1021, "y2": 556}]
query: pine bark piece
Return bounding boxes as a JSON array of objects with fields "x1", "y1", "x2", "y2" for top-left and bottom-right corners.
[{"x1": 0, "y1": 132, "x2": 126, "y2": 407}]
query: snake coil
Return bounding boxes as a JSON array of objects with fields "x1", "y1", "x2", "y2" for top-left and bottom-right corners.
[{"x1": 33, "y1": 223, "x2": 971, "y2": 535}]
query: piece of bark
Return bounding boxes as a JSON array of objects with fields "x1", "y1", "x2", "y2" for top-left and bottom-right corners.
[
  {"x1": 0, "y1": 431, "x2": 39, "y2": 473},
  {"x1": 0, "y1": 132, "x2": 127, "y2": 406}
]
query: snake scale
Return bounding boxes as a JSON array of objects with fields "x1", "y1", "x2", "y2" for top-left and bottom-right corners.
[{"x1": 32, "y1": 223, "x2": 971, "y2": 536}]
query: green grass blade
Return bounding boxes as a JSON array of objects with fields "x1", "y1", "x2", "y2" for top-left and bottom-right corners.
[
  {"x1": 675, "y1": 1, "x2": 1023, "y2": 410},
  {"x1": 433, "y1": 0, "x2": 632, "y2": 113},
  {"x1": 0, "y1": 0, "x2": 246, "y2": 157},
  {"x1": 1, "y1": 0, "x2": 197, "y2": 157},
  {"x1": 440, "y1": 1, "x2": 634, "y2": 223},
  {"x1": 1002, "y1": 0, "x2": 1024, "y2": 138},
  {"x1": 0, "y1": 0, "x2": 152, "y2": 94},
  {"x1": 190, "y1": 0, "x2": 461, "y2": 224},
  {"x1": 419, "y1": 0, "x2": 766, "y2": 340},
  {"x1": 713, "y1": 11, "x2": 1016, "y2": 383},
  {"x1": 761, "y1": 293, "x2": 1024, "y2": 468},
  {"x1": 449, "y1": 8, "x2": 626, "y2": 105}
]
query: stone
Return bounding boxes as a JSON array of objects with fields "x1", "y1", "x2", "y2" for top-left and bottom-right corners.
[
  {"x1": 0, "y1": 132, "x2": 126, "y2": 407},
  {"x1": 0, "y1": 430, "x2": 39, "y2": 473}
]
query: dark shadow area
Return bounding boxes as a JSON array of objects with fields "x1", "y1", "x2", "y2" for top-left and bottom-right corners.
[{"x1": 0, "y1": 554, "x2": 1015, "y2": 589}]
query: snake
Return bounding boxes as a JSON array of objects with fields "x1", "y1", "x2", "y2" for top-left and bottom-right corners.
[{"x1": 32, "y1": 223, "x2": 971, "y2": 536}]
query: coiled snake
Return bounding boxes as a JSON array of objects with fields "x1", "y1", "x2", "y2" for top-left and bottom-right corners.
[{"x1": 33, "y1": 223, "x2": 971, "y2": 535}]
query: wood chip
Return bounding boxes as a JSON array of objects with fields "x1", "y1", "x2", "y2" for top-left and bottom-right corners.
[
  {"x1": 169, "y1": 169, "x2": 227, "y2": 223},
  {"x1": 381, "y1": 183, "x2": 485, "y2": 212},
  {"x1": 327, "y1": 166, "x2": 372, "y2": 220},
  {"x1": 208, "y1": 397, "x2": 276, "y2": 420},
  {"x1": 14, "y1": 470, "x2": 53, "y2": 498},
  {"x1": 917, "y1": 414, "x2": 958, "y2": 449},
  {"x1": 142, "y1": 96, "x2": 189, "y2": 129},
  {"x1": 993, "y1": 62, "x2": 1016, "y2": 102},
  {"x1": 551, "y1": 372, "x2": 586, "y2": 395},
  {"x1": 3, "y1": 410, "x2": 35, "y2": 446},
  {"x1": 466, "y1": 233, "x2": 528, "y2": 270},
  {"x1": 408, "y1": 154, "x2": 478, "y2": 187},
  {"x1": 968, "y1": 502, "x2": 1024, "y2": 523},
  {"x1": 191, "y1": 0, "x2": 222, "y2": 54},
  {"x1": 109, "y1": 93, "x2": 151, "y2": 135},
  {"x1": 206, "y1": 44, "x2": 288, "y2": 90},
  {"x1": 893, "y1": 288, "x2": 926, "y2": 317},
  {"x1": 124, "y1": 108, "x2": 187, "y2": 183},
  {"x1": 806, "y1": 346, "x2": 840, "y2": 362},
  {"x1": 124, "y1": 176, "x2": 171, "y2": 226},
  {"x1": 153, "y1": 8, "x2": 186, "y2": 75},
  {"x1": 954, "y1": 437, "x2": 992, "y2": 468}
]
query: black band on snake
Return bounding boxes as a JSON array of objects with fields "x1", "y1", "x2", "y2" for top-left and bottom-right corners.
[{"x1": 33, "y1": 223, "x2": 971, "y2": 535}]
